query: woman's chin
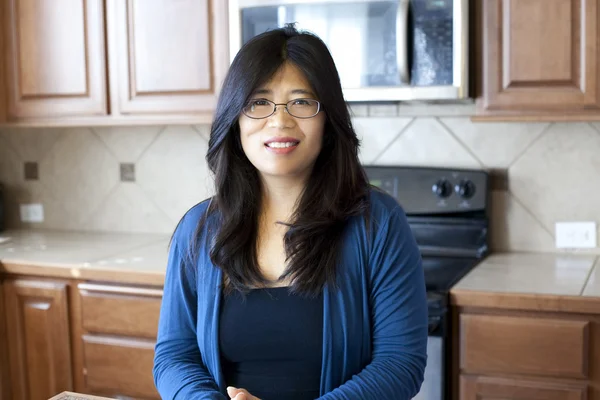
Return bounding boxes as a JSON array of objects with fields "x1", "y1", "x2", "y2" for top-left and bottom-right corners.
[{"x1": 257, "y1": 165, "x2": 312, "y2": 181}]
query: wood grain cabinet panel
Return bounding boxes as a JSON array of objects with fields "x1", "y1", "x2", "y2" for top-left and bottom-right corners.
[
  {"x1": 0, "y1": 281, "x2": 10, "y2": 400},
  {"x1": 460, "y1": 314, "x2": 589, "y2": 379},
  {"x1": 106, "y1": 0, "x2": 229, "y2": 115},
  {"x1": 3, "y1": 0, "x2": 107, "y2": 119},
  {"x1": 479, "y1": 0, "x2": 600, "y2": 116},
  {"x1": 0, "y1": 1, "x2": 6, "y2": 123},
  {"x1": 82, "y1": 335, "x2": 159, "y2": 400},
  {"x1": 79, "y1": 283, "x2": 162, "y2": 338},
  {"x1": 4, "y1": 279, "x2": 73, "y2": 400},
  {"x1": 460, "y1": 375, "x2": 588, "y2": 400}
]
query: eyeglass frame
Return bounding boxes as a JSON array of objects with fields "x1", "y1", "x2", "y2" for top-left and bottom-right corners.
[{"x1": 241, "y1": 98, "x2": 323, "y2": 120}]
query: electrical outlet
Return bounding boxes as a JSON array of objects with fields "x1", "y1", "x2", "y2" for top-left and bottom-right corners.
[
  {"x1": 555, "y1": 222, "x2": 597, "y2": 249},
  {"x1": 20, "y1": 203, "x2": 44, "y2": 223}
]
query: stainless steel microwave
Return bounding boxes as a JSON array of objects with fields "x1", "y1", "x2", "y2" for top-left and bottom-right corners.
[{"x1": 229, "y1": 0, "x2": 469, "y2": 102}]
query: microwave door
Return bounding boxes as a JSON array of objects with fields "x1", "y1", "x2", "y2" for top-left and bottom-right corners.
[
  {"x1": 230, "y1": 0, "x2": 469, "y2": 102},
  {"x1": 230, "y1": 0, "x2": 396, "y2": 67},
  {"x1": 233, "y1": 0, "x2": 388, "y2": 7}
]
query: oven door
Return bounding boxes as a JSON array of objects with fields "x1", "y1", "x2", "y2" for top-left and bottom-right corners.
[{"x1": 413, "y1": 310, "x2": 446, "y2": 400}]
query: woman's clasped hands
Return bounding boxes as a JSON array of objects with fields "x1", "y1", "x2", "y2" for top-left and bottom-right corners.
[{"x1": 227, "y1": 386, "x2": 261, "y2": 400}]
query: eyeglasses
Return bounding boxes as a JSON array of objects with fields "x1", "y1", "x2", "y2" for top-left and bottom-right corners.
[{"x1": 242, "y1": 98, "x2": 322, "y2": 119}]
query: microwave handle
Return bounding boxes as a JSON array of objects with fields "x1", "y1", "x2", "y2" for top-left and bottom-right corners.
[{"x1": 396, "y1": 0, "x2": 410, "y2": 84}]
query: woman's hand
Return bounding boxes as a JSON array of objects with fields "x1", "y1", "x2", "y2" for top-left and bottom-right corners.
[{"x1": 226, "y1": 386, "x2": 261, "y2": 400}]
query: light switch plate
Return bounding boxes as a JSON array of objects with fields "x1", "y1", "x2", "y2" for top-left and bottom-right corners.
[
  {"x1": 20, "y1": 203, "x2": 44, "y2": 223},
  {"x1": 555, "y1": 222, "x2": 597, "y2": 248}
]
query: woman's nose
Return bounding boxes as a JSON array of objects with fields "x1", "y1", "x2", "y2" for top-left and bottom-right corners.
[{"x1": 267, "y1": 105, "x2": 295, "y2": 128}]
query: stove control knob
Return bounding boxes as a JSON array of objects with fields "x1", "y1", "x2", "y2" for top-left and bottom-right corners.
[
  {"x1": 455, "y1": 180, "x2": 476, "y2": 199},
  {"x1": 432, "y1": 179, "x2": 452, "y2": 198}
]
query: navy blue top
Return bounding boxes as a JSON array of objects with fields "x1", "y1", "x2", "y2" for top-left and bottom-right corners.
[
  {"x1": 153, "y1": 189, "x2": 428, "y2": 400},
  {"x1": 219, "y1": 287, "x2": 323, "y2": 400}
]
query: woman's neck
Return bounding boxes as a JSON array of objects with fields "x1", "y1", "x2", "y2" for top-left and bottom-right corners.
[{"x1": 259, "y1": 174, "x2": 307, "y2": 223}]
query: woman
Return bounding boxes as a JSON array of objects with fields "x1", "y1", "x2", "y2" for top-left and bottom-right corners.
[{"x1": 153, "y1": 25, "x2": 428, "y2": 400}]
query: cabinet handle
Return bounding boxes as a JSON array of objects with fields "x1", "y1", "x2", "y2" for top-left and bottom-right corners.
[
  {"x1": 396, "y1": 0, "x2": 410, "y2": 84},
  {"x1": 78, "y1": 283, "x2": 163, "y2": 297}
]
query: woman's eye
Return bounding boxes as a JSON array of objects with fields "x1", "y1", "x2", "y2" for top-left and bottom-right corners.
[
  {"x1": 292, "y1": 99, "x2": 310, "y2": 105},
  {"x1": 246, "y1": 99, "x2": 269, "y2": 109}
]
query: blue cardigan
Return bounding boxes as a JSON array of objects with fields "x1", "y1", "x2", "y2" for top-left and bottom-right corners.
[{"x1": 153, "y1": 190, "x2": 428, "y2": 399}]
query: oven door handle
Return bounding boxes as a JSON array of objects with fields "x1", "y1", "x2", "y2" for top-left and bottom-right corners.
[
  {"x1": 428, "y1": 315, "x2": 442, "y2": 333},
  {"x1": 396, "y1": 0, "x2": 410, "y2": 85}
]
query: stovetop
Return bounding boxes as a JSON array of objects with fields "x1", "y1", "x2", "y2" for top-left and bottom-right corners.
[{"x1": 365, "y1": 165, "x2": 490, "y2": 309}]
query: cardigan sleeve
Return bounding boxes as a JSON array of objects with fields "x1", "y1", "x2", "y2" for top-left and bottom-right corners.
[
  {"x1": 321, "y1": 206, "x2": 428, "y2": 400},
  {"x1": 153, "y1": 237, "x2": 227, "y2": 400}
]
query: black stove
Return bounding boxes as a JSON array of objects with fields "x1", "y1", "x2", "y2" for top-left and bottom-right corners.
[{"x1": 365, "y1": 166, "x2": 490, "y2": 400}]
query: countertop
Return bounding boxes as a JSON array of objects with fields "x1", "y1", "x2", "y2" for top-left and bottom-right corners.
[
  {"x1": 451, "y1": 252, "x2": 600, "y2": 313},
  {"x1": 1, "y1": 229, "x2": 600, "y2": 300},
  {"x1": 49, "y1": 392, "x2": 115, "y2": 400},
  {"x1": 0, "y1": 229, "x2": 170, "y2": 286}
]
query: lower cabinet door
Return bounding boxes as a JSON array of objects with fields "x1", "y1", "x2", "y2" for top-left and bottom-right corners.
[
  {"x1": 83, "y1": 335, "x2": 159, "y2": 399},
  {"x1": 460, "y1": 374, "x2": 587, "y2": 400},
  {"x1": 4, "y1": 279, "x2": 73, "y2": 400},
  {"x1": 0, "y1": 281, "x2": 11, "y2": 400}
]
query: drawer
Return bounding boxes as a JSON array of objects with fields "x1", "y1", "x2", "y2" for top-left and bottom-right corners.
[
  {"x1": 460, "y1": 314, "x2": 589, "y2": 379},
  {"x1": 83, "y1": 335, "x2": 159, "y2": 399},
  {"x1": 460, "y1": 374, "x2": 588, "y2": 400},
  {"x1": 79, "y1": 283, "x2": 162, "y2": 338}
]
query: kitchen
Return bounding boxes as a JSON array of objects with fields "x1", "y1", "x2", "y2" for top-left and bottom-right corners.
[{"x1": 0, "y1": 0, "x2": 600, "y2": 400}]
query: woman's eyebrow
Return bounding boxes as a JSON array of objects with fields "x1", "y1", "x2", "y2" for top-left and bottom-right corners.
[
  {"x1": 290, "y1": 89, "x2": 315, "y2": 96},
  {"x1": 251, "y1": 88, "x2": 315, "y2": 97}
]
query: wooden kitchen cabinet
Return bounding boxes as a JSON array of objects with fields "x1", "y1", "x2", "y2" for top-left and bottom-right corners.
[
  {"x1": 0, "y1": 270, "x2": 165, "y2": 400},
  {"x1": 453, "y1": 303, "x2": 600, "y2": 400},
  {"x1": 106, "y1": 0, "x2": 229, "y2": 116},
  {"x1": 0, "y1": 0, "x2": 229, "y2": 125},
  {"x1": 475, "y1": 0, "x2": 600, "y2": 121},
  {"x1": 0, "y1": 280, "x2": 11, "y2": 400},
  {"x1": 2, "y1": 0, "x2": 108, "y2": 119},
  {"x1": 460, "y1": 375, "x2": 588, "y2": 400},
  {"x1": 0, "y1": 1, "x2": 7, "y2": 124},
  {"x1": 74, "y1": 282, "x2": 163, "y2": 399},
  {"x1": 3, "y1": 278, "x2": 73, "y2": 400}
]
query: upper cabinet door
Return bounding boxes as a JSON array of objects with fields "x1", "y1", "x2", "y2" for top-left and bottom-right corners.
[
  {"x1": 479, "y1": 0, "x2": 600, "y2": 116},
  {"x1": 107, "y1": 0, "x2": 229, "y2": 115},
  {"x1": 3, "y1": 0, "x2": 107, "y2": 119}
]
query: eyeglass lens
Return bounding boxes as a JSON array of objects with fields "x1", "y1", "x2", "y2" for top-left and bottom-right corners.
[{"x1": 243, "y1": 99, "x2": 320, "y2": 119}]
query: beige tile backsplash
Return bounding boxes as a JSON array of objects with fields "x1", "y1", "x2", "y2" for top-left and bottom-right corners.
[{"x1": 1, "y1": 103, "x2": 600, "y2": 254}]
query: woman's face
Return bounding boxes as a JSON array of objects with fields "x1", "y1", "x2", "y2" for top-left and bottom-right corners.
[{"x1": 238, "y1": 62, "x2": 326, "y2": 183}]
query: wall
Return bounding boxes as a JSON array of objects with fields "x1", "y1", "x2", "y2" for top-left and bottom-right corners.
[{"x1": 1, "y1": 103, "x2": 599, "y2": 255}]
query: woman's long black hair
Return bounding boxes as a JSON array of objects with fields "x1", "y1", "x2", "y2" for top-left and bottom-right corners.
[{"x1": 194, "y1": 24, "x2": 370, "y2": 295}]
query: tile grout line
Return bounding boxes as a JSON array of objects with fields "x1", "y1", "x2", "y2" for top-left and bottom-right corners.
[
  {"x1": 578, "y1": 256, "x2": 598, "y2": 296},
  {"x1": 129, "y1": 125, "x2": 180, "y2": 230},
  {"x1": 506, "y1": 122, "x2": 552, "y2": 170},
  {"x1": 79, "y1": 181, "x2": 121, "y2": 230},
  {"x1": 69, "y1": 129, "x2": 121, "y2": 230},
  {"x1": 509, "y1": 191, "x2": 556, "y2": 240},
  {"x1": 0, "y1": 130, "x2": 24, "y2": 164},
  {"x1": 502, "y1": 122, "x2": 559, "y2": 252},
  {"x1": 587, "y1": 121, "x2": 600, "y2": 136},
  {"x1": 37, "y1": 128, "x2": 66, "y2": 166},
  {"x1": 89, "y1": 127, "x2": 122, "y2": 163},
  {"x1": 191, "y1": 124, "x2": 210, "y2": 142},
  {"x1": 34, "y1": 179, "x2": 76, "y2": 230},
  {"x1": 134, "y1": 182, "x2": 180, "y2": 230},
  {"x1": 134, "y1": 125, "x2": 168, "y2": 164},
  {"x1": 436, "y1": 118, "x2": 486, "y2": 168},
  {"x1": 369, "y1": 117, "x2": 415, "y2": 164}
]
